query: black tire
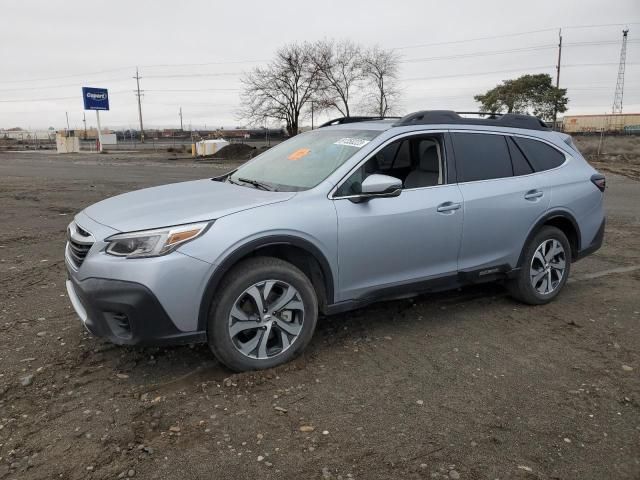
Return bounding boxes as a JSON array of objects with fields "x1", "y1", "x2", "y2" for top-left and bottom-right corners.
[
  {"x1": 508, "y1": 226, "x2": 571, "y2": 305},
  {"x1": 207, "y1": 256, "x2": 318, "y2": 372}
]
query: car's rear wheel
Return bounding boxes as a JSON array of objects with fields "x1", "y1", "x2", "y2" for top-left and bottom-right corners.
[
  {"x1": 508, "y1": 226, "x2": 571, "y2": 305},
  {"x1": 207, "y1": 257, "x2": 318, "y2": 372}
]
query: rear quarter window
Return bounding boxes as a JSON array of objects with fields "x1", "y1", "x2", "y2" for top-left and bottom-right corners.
[
  {"x1": 451, "y1": 132, "x2": 512, "y2": 182},
  {"x1": 506, "y1": 137, "x2": 534, "y2": 176},
  {"x1": 512, "y1": 137, "x2": 566, "y2": 172}
]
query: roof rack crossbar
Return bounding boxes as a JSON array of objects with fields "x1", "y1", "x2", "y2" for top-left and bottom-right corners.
[{"x1": 319, "y1": 116, "x2": 402, "y2": 128}]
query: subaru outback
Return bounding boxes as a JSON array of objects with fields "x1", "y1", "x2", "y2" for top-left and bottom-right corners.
[{"x1": 65, "y1": 110, "x2": 606, "y2": 371}]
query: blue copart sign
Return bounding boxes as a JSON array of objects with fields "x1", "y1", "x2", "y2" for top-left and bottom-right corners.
[{"x1": 82, "y1": 87, "x2": 109, "y2": 110}]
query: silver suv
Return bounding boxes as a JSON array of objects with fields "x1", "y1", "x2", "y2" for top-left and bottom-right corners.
[{"x1": 65, "y1": 111, "x2": 606, "y2": 371}]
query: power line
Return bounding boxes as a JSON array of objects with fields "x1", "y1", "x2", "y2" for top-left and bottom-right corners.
[
  {"x1": 1, "y1": 20, "x2": 637, "y2": 86},
  {"x1": 0, "y1": 90, "x2": 130, "y2": 103},
  {"x1": 401, "y1": 44, "x2": 556, "y2": 64},
  {"x1": 144, "y1": 88, "x2": 241, "y2": 92},
  {"x1": 0, "y1": 60, "x2": 263, "y2": 85},
  {"x1": 0, "y1": 77, "x2": 131, "y2": 92},
  {"x1": 394, "y1": 28, "x2": 558, "y2": 50},
  {"x1": 3, "y1": 37, "x2": 635, "y2": 93},
  {"x1": 563, "y1": 62, "x2": 639, "y2": 68},
  {"x1": 408, "y1": 80, "x2": 640, "y2": 92},
  {"x1": 5, "y1": 61, "x2": 636, "y2": 101},
  {"x1": 403, "y1": 61, "x2": 639, "y2": 83},
  {"x1": 144, "y1": 101, "x2": 237, "y2": 107},
  {"x1": 564, "y1": 39, "x2": 640, "y2": 47},
  {"x1": 143, "y1": 72, "x2": 243, "y2": 79},
  {"x1": 403, "y1": 65, "x2": 554, "y2": 82},
  {"x1": 562, "y1": 22, "x2": 640, "y2": 30},
  {"x1": 394, "y1": 21, "x2": 640, "y2": 50},
  {"x1": 141, "y1": 59, "x2": 267, "y2": 68},
  {"x1": 0, "y1": 67, "x2": 135, "y2": 85},
  {"x1": 2, "y1": 65, "x2": 636, "y2": 103}
]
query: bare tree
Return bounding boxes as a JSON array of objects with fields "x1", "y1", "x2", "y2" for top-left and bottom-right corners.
[
  {"x1": 240, "y1": 43, "x2": 322, "y2": 136},
  {"x1": 362, "y1": 46, "x2": 401, "y2": 117},
  {"x1": 313, "y1": 40, "x2": 364, "y2": 117}
]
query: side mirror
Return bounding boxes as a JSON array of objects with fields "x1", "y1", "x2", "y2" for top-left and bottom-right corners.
[{"x1": 352, "y1": 174, "x2": 402, "y2": 202}]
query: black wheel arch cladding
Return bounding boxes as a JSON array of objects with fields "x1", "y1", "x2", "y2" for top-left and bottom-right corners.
[
  {"x1": 517, "y1": 210, "x2": 581, "y2": 267},
  {"x1": 198, "y1": 235, "x2": 334, "y2": 331}
]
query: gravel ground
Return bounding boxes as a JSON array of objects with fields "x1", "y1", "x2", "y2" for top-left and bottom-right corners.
[{"x1": 0, "y1": 151, "x2": 639, "y2": 480}]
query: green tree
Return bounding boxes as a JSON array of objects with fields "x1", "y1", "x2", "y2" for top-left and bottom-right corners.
[{"x1": 474, "y1": 74, "x2": 568, "y2": 121}]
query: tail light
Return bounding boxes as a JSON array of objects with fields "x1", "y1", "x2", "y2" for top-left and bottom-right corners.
[{"x1": 591, "y1": 174, "x2": 606, "y2": 192}]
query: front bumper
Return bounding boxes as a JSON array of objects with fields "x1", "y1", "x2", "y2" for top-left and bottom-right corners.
[
  {"x1": 66, "y1": 275, "x2": 206, "y2": 346},
  {"x1": 65, "y1": 211, "x2": 214, "y2": 343}
]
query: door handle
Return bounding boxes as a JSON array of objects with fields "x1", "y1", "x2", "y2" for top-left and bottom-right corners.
[
  {"x1": 524, "y1": 190, "x2": 544, "y2": 201},
  {"x1": 437, "y1": 201, "x2": 461, "y2": 213}
]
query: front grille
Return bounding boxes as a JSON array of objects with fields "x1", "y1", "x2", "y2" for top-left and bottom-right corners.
[
  {"x1": 67, "y1": 222, "x2": 94, "y2": 269},
  {"x1": 67, "y1": 240, "x2": 92, "y2": 267}
]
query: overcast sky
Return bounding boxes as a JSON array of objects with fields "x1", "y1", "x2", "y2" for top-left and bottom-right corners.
[{"x1": 1, "y1": 0, "x2": 639, "y2": 130}]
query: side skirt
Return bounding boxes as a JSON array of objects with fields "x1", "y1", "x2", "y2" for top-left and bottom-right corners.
[{"x1": 324, "y1": 265, "x2": 516, "y2": 316}]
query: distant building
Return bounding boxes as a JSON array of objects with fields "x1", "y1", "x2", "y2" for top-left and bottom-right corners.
[{"x1": 562, "y1": 113, "x2": 640, "y2": 133}]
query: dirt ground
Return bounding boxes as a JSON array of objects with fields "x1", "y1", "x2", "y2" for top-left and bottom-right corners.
[{"x1": 0, "y1": 148, "x2": 639, "y2": 480}]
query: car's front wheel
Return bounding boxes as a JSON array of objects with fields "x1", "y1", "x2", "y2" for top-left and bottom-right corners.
[
  {"x1": 508, "y1": 226, "x2": 571, "y2": 305},
  {"x1": 207, "y1": 257, "x2": 318, "y2": 372}
]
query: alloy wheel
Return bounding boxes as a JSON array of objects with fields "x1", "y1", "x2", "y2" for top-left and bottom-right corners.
[
  {"x1": 530, "y1": 239, "x2": 566, "y2": 295},
  {"x1": 228, "y1": 280, "x2": 305, "y2": 360}
]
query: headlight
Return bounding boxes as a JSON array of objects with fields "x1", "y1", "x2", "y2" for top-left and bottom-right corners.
[{"x1": 105, "y1": 222, "x2": 210, "y2": 258}]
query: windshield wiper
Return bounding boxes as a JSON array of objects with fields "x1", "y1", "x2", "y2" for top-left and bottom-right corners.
[{"x1": 237, "y1": 177, "x2": 276, "y2": 191}]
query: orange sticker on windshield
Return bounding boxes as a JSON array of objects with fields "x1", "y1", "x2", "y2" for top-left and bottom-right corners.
[{"x1": 288, "y1": 148, "x2": 310, "y2": 160}]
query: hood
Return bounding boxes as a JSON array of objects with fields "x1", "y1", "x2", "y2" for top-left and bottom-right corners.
[{"x1": 83, "y1": 178, "x2": 295, "y2": 232}]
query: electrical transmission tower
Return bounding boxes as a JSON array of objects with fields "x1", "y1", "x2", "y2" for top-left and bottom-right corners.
[{"x1": 612, "y1": 29, "x2": 629, "y2": 115}]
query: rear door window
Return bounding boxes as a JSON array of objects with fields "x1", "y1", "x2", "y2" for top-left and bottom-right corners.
[
  {"x1": 512, "y1": 137, "x2": 566, "y2": 172},
  {"x1": 451, "y1": 132, "x2": 512, "y2": 182}
]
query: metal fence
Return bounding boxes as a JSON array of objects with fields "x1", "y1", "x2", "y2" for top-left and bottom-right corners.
[{"x1": 0, "y1": 131, "x2": 56, "y2": 150}]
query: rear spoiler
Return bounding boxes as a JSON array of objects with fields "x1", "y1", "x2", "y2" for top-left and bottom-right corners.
[{"x1": 555, "y1": 132, "x2": 579, "y2": 152}]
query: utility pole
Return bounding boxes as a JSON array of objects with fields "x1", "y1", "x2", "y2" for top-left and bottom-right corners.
[
  {"x1": 133, "y1": 67, "x2": 145, "y2": 143},
  {"x1": 598, "y1": 111, "x2": 606, "y2": 156},
  {"x1": 552, "y1": 28, "x2": 563, "y2": 131},
  {"x1": 82, "y1": 112, "x2": 87, "y2": 140},
  {"x1": 65, "y1": 111, "x2": 70, "y2": 136},
  {"x1": 179, "y1": 107, "x2": 183, "y2": 131}
]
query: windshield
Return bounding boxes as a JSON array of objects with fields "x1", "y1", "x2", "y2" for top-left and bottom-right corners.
[{"x1": 228, "y1": 129, "x2": 380, "y2": 191}]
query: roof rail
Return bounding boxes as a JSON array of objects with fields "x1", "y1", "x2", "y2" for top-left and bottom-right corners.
[
  {"x1": 456, "y1": 111, "x2": 502, "y2": 119},
  {"x1": 319, "y1": 116, "x2": 401, "y2": 128},
  {"x1": 393, "y1": 110, "x2": 549, "y2": 131}
]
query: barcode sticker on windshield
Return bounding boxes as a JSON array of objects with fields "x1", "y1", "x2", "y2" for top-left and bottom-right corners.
[{"x1": 334, "y1": 138, "x2": 370, "y2": 148}]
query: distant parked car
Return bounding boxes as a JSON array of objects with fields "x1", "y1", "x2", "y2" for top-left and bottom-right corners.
[{"x1": 65, "y1": 110, "x2": 606, "y2": 371}]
